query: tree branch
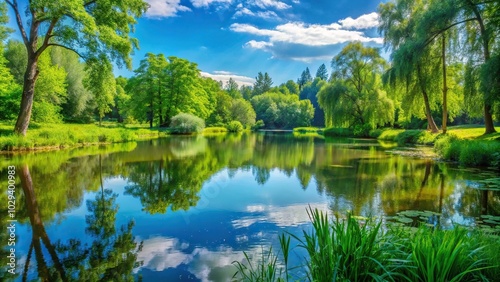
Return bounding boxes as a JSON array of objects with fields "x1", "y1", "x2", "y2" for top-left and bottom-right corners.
[
  {"x1": 422, "y1": 18, "x2": 478, "y2": 49},
  {"x1": 36, "y1": 18, "x2": 59, "y2": 57},
  {"x1": 5, "y1": 0, "x2": 29, "y2": 47},
  {"x1": 46, "y1": 43, "x2": 85, "y2": 59}
]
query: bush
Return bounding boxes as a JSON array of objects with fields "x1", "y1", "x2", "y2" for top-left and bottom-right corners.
[
  {"x1": 323, "y1": 127, "x2": 354, "y2": 137},
  {"x1": 251, "y1": 120, "x2": 265, "y2": 131},
  {"x1": 226, "y1": 121, "x2": 244, "y2": 132},
  {"x1": 169, "y1": 113, "x2": 205, "y2": 134},
  {"x1": 353, "y1": 124, "x2": 372, "y2": 137},
  {"x1": 203, "y1": 127, "x2": 228, "y2": 134}
]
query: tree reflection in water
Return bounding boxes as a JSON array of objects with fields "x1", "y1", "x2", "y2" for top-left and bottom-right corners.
[{"x1": 19, "y1": 156, "x2": 142, "y2": 282}]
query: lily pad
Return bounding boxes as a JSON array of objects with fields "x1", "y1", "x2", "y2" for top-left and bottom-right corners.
[{"x1": 395, "y1": 216, "x2": 413, "y2": 224}]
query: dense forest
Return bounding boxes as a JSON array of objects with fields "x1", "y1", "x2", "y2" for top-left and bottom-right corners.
[{"x1": 0, "y1": 0, "x2": 498, "y2": 135}]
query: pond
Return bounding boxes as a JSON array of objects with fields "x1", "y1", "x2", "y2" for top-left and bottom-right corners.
[{"x1": 1, "y1": 132, "x2": 499, "y2": 281}]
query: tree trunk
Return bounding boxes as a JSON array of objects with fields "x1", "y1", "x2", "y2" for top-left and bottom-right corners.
[
  {"x1": 470, "y1": 2, "x2": 496, "y2": 134},
  {"x1": 442, "y1": 34, "x2": 448, "y2": 134},
  {"x1": 14, "y1": 57, "x2": 39, "y2": 136},
  {"x1": 417, "y1": 64, "x2": 439, "y2": 133}
]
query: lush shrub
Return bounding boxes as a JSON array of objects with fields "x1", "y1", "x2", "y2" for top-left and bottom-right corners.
[
  {"x1": 251, "y1": 120, "x2": 265, "y2": 131},
  {"x1": 169, "y1": 113, "x2": 205, "y2": 134},
  {"x1": 395, "y1": 130, "x2": 438, "y2": 145},
  {"x1": 434, "y1": 134, "x2": 500, "y2": 166},
  {"x1": 353, "y1": 124, "x2": 372, "y2": 137},
  {"x1": 226, "y1": 121, "x2": 244, "y2": 132},
  {"x1": 323, "y1": 127, "x2": 354, "y2": 137}
]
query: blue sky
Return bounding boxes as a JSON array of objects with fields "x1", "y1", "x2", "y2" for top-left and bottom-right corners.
[
  {"x1": 7, "y1": 0, "x2": 386, "y2": 87},
  {"x1": 129, "y1": 0, "x2": 385, "y2": 86}
]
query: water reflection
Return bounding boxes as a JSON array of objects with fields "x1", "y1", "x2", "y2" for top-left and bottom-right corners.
[{"x1": 0, "y1": 133, "x2": 498, "y2": 281}]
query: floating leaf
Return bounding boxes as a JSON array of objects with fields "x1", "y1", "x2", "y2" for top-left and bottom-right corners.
[{"x1": 395, "y1": 216, "x2": 413, "y2": 224}]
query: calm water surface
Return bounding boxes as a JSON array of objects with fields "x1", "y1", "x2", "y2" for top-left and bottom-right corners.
[{"x1": 1, "y1": 132, "x2": 499, "y2": 281}]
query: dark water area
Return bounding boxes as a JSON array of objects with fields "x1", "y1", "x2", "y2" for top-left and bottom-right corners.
[{"x1": 1, "y1": 132, "x2": 499, "y2": 281}]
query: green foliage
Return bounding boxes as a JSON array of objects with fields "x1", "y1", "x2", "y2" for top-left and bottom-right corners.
[
  {"x1": 226, "y1": 121, "x2": 244, "y2": 132},
  {"x1": 32, "y1": 51, "x2": 68, "y2": 123},
  {"x1": 203, "y1": 127, "x2": 228, "y2": 134},
  {"x1": 251, "y1": 92, "x2": 314, "y2": 129},
  {"x1": 84, "y1": 55, "x2": 116, "y2": 125},
  {"x1": 251, "y1": 120, "x2": 265, "y2": 131},
  {"x1": 232, "y1": 247, "x2": 286, "y2": 282},
  {"x1": 253, "y1": 72, "x2": 273, "y2": 97},
  {"x1": 0, "y1": 46, "x2": 21, "y2": 121},
  {"x1": 318, "y1": 43, "x2": 394, "y2": 129},
  {"x1": 434, "y1": 133, "x2": 500, "y2": 166},
  {"x1": 169, "y1": 113, "x2": 205, "y2": 134},
  {"x1": 323, "y1": 127, "x2": 354, "y2": 137},
  {"x1": 231, "y1": 98, "x2": 256, "y2": 127},
  {"x1": 0, "y1": 123, "x2": 163, "y2": 151},
  {"x1": 395, "y1": 130, "x2": 438, "y2": 145},
  {"x1": 315, "y1": 63, "x2": 329, "y2": 80},
  {"x1": 234, "y1": 209, "x2": 500, "y2": 282}
]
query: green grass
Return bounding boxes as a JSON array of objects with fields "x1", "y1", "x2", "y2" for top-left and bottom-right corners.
[
  {"x1": 233, "y1": 208, "x2": 500, "y2": 282},
  {"x1": 203, "y1": 126, "x2": 228, "y2": 134},
  {"x1": 0, "y1": 122, "x2": 166, "y2": 151}
]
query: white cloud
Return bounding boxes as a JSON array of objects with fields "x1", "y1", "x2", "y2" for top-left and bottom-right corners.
[
  {"x1": 230, "y1": 22, "x2": 383, "y2": 46},
  {"x1": 201, "y1": 71, "x2": 255, "y2": 86},
  {"x1": 232, "y1": 202, "x2": 329, "y2": 228},
  {"x1": 190, "y1": 0, "x2": 233, "y2": 8},
  {"x1": 233, "y1": 7, "x2": 279, "y2": 20},
  {"x1": 145, "y1": 0, "x2": 191, "y2": 18},
  {"x1": 251, "y1": 0, "x2": 291, "y2": 10},
  {"x1": 135, "y1": 236, "x2": 264, "y2": 282},
  {"x1": 338, "y1": 12, "x2": 380, "y2": 30}
]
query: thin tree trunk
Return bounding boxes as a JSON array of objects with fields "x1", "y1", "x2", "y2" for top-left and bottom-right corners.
[
  {"x1": 417, "y1": 64, "x2": 439, "y2": 133},
  {"x1": 442, "y1": 34, "x2": 448, "y2": 134},
  {"x1": 14, "y1": 58, "x2": 39, "y2": 136}
]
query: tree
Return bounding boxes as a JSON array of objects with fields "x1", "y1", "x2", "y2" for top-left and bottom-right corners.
[
  {"x1": 315, "y1": 63, "x2": 328, "y2": 80},
  {"x1": 84, "y1": 55, "x2": 116, "y2": 126},
  {"x1": 318, "y1": 42, "x2": 394, "y2": 129},
  {"x1": 297, "y1": 67, "x2": 312, "y2": 90},
  {"x1": 32, "y1": 50, "x2": 67, "y2": 123},
  {"x1": 284, "y1": 80, "x2": 300, "y2": 95},
  {"x1": 3, "y1": 40, "x2": 26, "y2": 85},
  {"x1": 225, "y1": 77, "x2": 241, "y2": 98},
  {"x1": 251, "y1": 92, "x2": 314, "y2": 128},
  {"x1": 0, "y1": 46, "x2": 21, "y2": 121},
  {"x1": 379, "y1": 1, "x2": 441, "y2": 133},
  {"x1": 4, "y1": 0, "x2": 148, "y2": 135},
  {"x1": 300, "y1": 77, "x2": 327, "y2": 126},
  {"x1": 128, "y1": 53, "x2": 169, "y2": 127},
  {"x1": 51, "y1": 47, "x2": 94, "y2": 122},
  {"x1": 230, "y1": 98, "x2": 256, "y2": 127},
  {"x1": 253, "y1": 72, "x2": 273, "y2": 96}
]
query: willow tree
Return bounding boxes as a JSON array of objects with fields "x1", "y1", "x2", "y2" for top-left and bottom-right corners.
[
  {"x1": 4, "y1": 0, "x2": 148, "y2": 135},
  {"x1": 379, "y1": 0, "x2": 442, "y2": 133},
  {"x1": 317, "y1": 42, "x2": 394, "y2": 129}
]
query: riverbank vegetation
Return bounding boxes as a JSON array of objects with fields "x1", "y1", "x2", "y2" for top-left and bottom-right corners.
[
  {"x1": 0, "y1": 123, "x2": 164, "y2": 151},
  {"x1": 0, "y1": 0, "x2": 499, "y2": 158},
  {"x1": 233, "y1": 208, "x2": 500, "y2": 282}
]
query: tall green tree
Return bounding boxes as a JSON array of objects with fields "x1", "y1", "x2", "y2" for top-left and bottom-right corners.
[
  {"x1": 297, "y1": 67, "x2": 313, "y2": 90},
  {"x1": 84, "y1": 55, "x2": 116, "y2": 126},
  {"x1": 300, "y1": 77, "x2": 327, "y2": 126},
  {"x1": 32, "y1": 50, "x2": 67, "y2": 123},
  {"x1": 3, "y1": 40, "x2": 26, "y2": 85},
  {"x1": 379, "y1": 0, "x2": 441, "y2": 132},
  {"x1": 129, "y1": 53, "x2": 169, "y2": 127},
  {"x1": 225, "y1": 77, "x2": 241, "y2": 98},
  {"x1": 51, "y1": 47, "x2": 94, "y2": 122},
  {"x1": 318, "y1": 42, "x2": 394, "y2": 128},
  {"x1": 252, "y1": 72, "x2": 273, "y2": 96},
  {"x1": 315, "y1": 63, "x2": 329, "y2": 80},
  {"x1": 4, "y1": 0, "x2": 148, "y2": 135}
]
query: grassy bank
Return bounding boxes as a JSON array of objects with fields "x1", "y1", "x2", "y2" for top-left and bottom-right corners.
[
  {"x1": 320, "y1": 125, "x2": 500, "y2": 167},
  {"x1": 233, "y1": 208, "x2": 500, "y2": 282},
  {"x1": 0, "y1": 122, "x2": 167, "y2": 151}
]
